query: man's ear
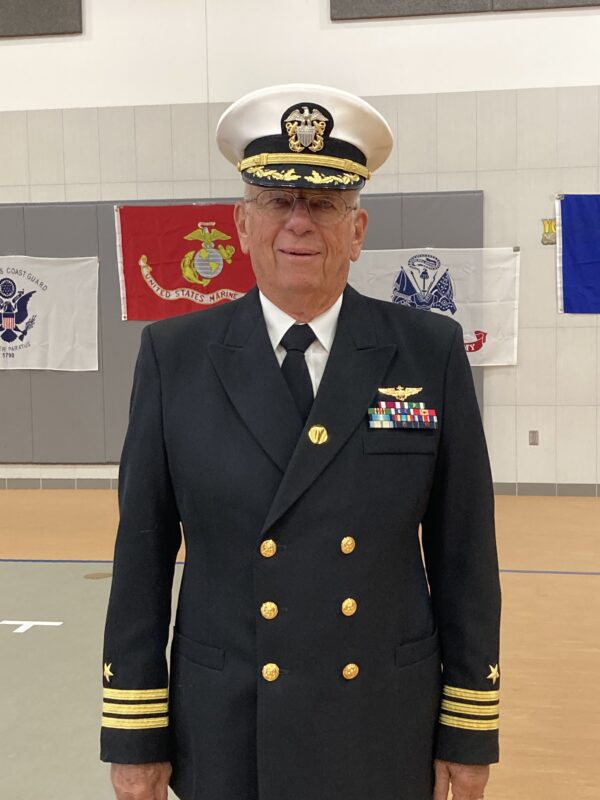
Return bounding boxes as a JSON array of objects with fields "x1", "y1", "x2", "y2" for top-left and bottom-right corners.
[
  {"x1": 234, "y1": 201, "x2": 250, "y2": 255},
  {"x1": 350, "y1": 208, "x2": 368, "y2": 263}
]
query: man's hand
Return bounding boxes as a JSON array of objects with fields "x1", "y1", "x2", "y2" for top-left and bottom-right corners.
[
  {"x1": 433, "y1": 759, "x2": 490, "y2": 800},
  {"x1": 111, "y1": 762, "x2": 172, "y2": 800}
]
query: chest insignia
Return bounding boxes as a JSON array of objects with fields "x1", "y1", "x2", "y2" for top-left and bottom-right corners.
[
  {"x1": 368, "y1": 401, "x2": 438, "y2": 430},
  {"x1": 378, "y1": 385, "x2": 422, "y2": 402}
]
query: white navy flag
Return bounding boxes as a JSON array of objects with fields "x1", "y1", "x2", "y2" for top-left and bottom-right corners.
[
  {"x1": 0, "y1": 256, "x2": 99, "y2": 370},
  {"x1": 349, "y1": 248, "x2": 520, "y2": 366}
]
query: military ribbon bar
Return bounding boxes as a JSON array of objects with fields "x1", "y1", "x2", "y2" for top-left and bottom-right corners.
[{"x1": 368, "y1": 401, "x2": 438, "y2": 430}]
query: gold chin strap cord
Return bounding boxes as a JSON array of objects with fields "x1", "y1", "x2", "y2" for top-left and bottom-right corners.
[{"x1": 237, "y1": 152, "x2": 371, "y2": 180}]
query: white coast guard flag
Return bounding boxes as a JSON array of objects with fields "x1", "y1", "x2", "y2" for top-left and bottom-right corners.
[
  {"x1": 349, "y1": 248, "x2": 520, "y2": 366},
  {"x1": 0, "y1": 256, "x2": 99, "y2": 370}
]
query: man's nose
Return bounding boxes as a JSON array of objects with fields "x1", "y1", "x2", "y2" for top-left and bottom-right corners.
[{"x1": 284, "y1": 197, "x2": 315, "y2": 233}]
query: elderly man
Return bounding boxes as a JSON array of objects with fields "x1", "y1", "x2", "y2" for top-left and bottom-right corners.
[{"x1": 101, "y1": 84, "x2": 500, "y2": 800}]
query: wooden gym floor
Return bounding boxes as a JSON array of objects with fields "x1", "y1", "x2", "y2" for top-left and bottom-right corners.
[{"x1": 0, "y1": 491, "x2": 599, "y2": 800}]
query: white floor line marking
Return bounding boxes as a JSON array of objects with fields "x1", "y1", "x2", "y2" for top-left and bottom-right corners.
[{"x1": 1, "y1": 620, "x2": 64, "y2": 634}]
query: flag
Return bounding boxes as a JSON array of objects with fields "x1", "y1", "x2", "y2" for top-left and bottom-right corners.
[
  {"x1": 116, "y1": 204, "x2": 256, "y2": 320},
  {"x1": 556, "y1": 194, "x2": 600, "y2": 313},
  {"x1": 349, "y1": 248, "x2": 520, "y2": 366},
  {"x1": 0, "y1": 256, "x2": 98, "y2": 371}
]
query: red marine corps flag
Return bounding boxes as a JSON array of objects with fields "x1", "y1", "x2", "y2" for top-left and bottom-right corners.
[{"x1": 116, "y1": 204, "x2": 256, "y2": 321}]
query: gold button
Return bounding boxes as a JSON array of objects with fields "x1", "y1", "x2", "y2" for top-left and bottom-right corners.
[
  {"x1": 308, "y1": 425, "x2": 328, "y2": 445},
  {"x1": 341, "y1": 598, "x2": 358, "y2": 616},
  {"x1": 262, "y1": 663, "x2": 280, "y2": 682},
  {"x1": 260, "y1": 601, "x2": 279, "y2": 620},
  {"x1": 340, "y1": 536, "x2": 356, "y2": 554},
  {"x1": 342, "y1": 663, "x2": 359, "y2": 680},
  {"x1": 260, "y1": 539, "x2": 277, "y2": 558}
]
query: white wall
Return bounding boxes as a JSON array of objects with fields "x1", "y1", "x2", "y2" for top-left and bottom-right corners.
[{"x1": 2, "y1": 0, "x2": 600, "y2": 111}]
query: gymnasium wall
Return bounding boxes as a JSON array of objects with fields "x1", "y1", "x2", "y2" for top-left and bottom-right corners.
[{"x1": 0, "y1": 1, "x2": 599, "y2": 494}]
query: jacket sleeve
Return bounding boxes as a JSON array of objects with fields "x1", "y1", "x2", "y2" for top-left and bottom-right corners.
[
  {"x1": 100, "y1": 325, "x2": 181, "y2": 764},
  {"x1": 421, "y1": 324, "x2": 501, "y2": 765}
]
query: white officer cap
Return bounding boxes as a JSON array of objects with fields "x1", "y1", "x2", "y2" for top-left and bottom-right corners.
[{"x1": 216, "y1": 83, "x2": 393, "y2": 191}]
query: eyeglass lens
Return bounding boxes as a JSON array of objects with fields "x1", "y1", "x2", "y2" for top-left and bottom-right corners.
[{"x1": 253, "y1": 191, "x2": 353, "y2": 223}]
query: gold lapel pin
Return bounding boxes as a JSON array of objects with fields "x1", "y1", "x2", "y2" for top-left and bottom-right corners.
[{"x1": 308, "y1": 425, "x2": 328, "y2": 445}]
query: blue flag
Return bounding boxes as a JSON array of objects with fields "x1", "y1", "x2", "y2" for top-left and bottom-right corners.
[{"x1": 557, "y1": 194, "x2": 600, "y2": 313}]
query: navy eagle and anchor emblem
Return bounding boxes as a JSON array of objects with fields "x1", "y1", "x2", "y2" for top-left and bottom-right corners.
[
  {"x1": 393, "y1": 254, "x2": 457, "y2": 315},
  {"x1": 284, "y1": 106, "x2": 329, "y2": 153},
  {"x1": 0, "y1": 278, "x2": 36, "y2": 343}
]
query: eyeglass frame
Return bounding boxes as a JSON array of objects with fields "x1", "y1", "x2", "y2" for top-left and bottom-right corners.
[{"x1": 243, "y1": 188, "x2": 359, "y2": 225}]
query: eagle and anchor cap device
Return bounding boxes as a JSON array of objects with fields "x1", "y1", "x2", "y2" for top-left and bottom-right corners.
[{"x1": 216, "y1": 83, "x2": 394, "y2": 191}]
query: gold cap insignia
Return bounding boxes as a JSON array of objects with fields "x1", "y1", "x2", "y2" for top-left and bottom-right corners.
[
  {"x1": 378, "y1": 385, "x2": 423, "y2": 402},
  {"x1": 103, "y1": 662, "x2": 114, "y2": 683},
  {"x1": 486, "y1": 664, "x2": 500, "y2": 685},
  {"x1": 284, "y1": 106, "x2": 328, "y2": 153}
]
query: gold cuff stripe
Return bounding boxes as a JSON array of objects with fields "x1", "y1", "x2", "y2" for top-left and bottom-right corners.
[
  {"x1": 102, "y1": 702, "x2": 168, "y2": 716},
  {"x1": 443, "y1": 685, "x2": 500, "y2": 701},
  {"x1": 238, "y1": 153, "x2": 371, "y2": 180},
  {"x1": 102, "y1": 716, "x2": 169, "y2": 730},
  {"x1": 439, "y1": 713, "x2": 499, "y2": 731},
  {"x1": 103, "y1": 688, "x2": 168, "y2": 701},
  {"x1": 441, "y1": 699, "x2": 499, "y2": 717}
]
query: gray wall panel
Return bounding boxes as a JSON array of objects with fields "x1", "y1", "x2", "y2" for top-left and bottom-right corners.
[
  {"x1": 401, "y1": 191, "x2": 483, "y2": 248},
  {"x1": 362, "y1": 194, "x2": 403, "y2": 250},
  {"x1": 0, "y1": 372, "x2": 34, "y2": 461},
  {"x1": 0, "y1": 206, "x2": 25, "y2": 253},
  {"x1": 30, "y1": 370, "x2": 105, "y2": 461},
  {"x1": 330, "y1": 0, "x2": 596, "y2": 19},
  {"x1": 24, "y1": 204, "x2": 105, "y2": 462},
  {"x1": 0, "y1": 0, "x2": 82, "y2": 38},
  {"x1": 97, "y1": 204, "x2": 144, "y2": 462},
  {"x1": 0, "y1": 207, "x2": 32, "y2": 460},
  {"x1": 23, "y1": 204, "x2": 99, "y2": 257}
]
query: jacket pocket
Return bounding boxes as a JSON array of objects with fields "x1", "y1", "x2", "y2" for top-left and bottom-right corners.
[
  {"x1": 172, "y1": 630, "x2": 226, "y2": 670},
  {"x1": 364, "y1": 430, "x2": 436, "y2": 455},
  {"x1": 395, "y1": 630, "x2": 439, "y2": 669}
]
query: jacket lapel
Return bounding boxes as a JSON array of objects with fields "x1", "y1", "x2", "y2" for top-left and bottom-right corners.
[
  {"x1": 261, "y1": 286, "x2": 396, "y2": 534},
  {"x1": 208, "y1": 289, "x2": 303, "y2": 473}
]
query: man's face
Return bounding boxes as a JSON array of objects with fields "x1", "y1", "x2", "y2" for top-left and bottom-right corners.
[{"x1": 234, "y1": 186, "x2": 368, "y2": 313}]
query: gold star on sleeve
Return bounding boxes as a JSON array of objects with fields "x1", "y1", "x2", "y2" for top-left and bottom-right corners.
[
  {"x1": 103, "y1": 662, "x2": 114, "y2": 683},
  {"x1": 486, "y1": 664, "x2": 500, "y2": 685}
]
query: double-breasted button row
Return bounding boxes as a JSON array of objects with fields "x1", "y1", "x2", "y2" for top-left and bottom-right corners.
[
  {"x1": 261, "y1": 662, "x2": 360, "y2": 682},
  {"x1": 261, "y1": 536, "x2": 355, "y2": 557},
  {"x1": 259, "y1": 535, "x2": 359, "y2": 682}
]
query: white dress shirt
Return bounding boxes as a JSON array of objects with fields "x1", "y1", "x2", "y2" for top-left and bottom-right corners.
[{"x1": 258, "y1": 290, "x2": 343, "y2": 396}]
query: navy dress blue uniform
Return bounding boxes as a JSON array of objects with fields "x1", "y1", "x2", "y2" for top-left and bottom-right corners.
[
  {"x1": 101, "y1": 284, "x2": 500, "y2": 800},
  {"x1": 102, "y1": 83, "x2": 500, "y2": 800}
]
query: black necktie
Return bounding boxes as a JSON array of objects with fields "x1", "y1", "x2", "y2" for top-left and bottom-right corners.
[{"x1": 280, "y1": 323, "x2": 316, "y2": 423}]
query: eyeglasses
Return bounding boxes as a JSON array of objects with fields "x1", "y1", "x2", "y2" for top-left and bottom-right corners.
[{"x1": 245, "y1": 189, "x2": 358, "y2": 225}]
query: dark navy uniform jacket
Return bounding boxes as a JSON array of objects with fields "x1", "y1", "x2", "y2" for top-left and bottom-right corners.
[{"x1": 101, "y1": 285, "x2": 501, "y2": 800}]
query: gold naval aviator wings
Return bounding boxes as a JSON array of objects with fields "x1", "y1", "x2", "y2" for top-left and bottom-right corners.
[{"x1": 378, "y1": 385, "x2": 423, "y2": 402}]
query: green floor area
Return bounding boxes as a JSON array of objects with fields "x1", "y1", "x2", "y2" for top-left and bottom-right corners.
[{"x1": 0, "y1": 562, "x2": 182, "y2": 800}]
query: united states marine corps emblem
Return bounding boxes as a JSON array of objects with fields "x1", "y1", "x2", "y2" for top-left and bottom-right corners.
[
  {"x1": 180, "y1": 222, "x2": 236, "y2": 288},
  {"x1": 284, "y1": 106, "x2": 329, "y2": 153}
]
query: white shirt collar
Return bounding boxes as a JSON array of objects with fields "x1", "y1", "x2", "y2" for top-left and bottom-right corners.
[{"x1": 259, "y1": 290, "x2": 343, "y2": 353}]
